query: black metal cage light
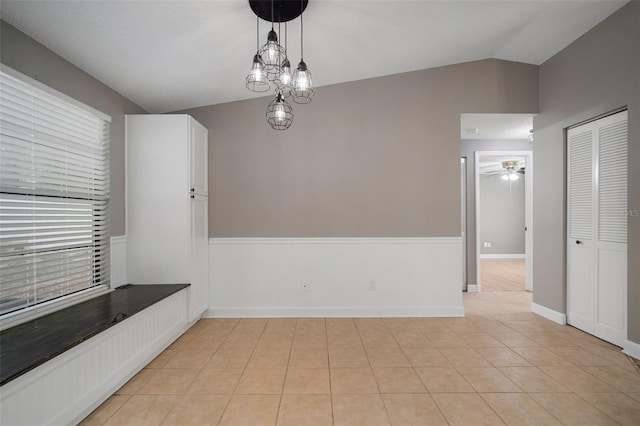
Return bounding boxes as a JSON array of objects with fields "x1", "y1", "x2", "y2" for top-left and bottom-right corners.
[{"x1": 266, "y1": 92, "x2": 294, "y2": 130}]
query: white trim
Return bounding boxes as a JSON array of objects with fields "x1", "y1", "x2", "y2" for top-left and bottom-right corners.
[
  {"x1": 480, "y1": 254, "x2": 526, "y2": 259},
  {"x1": 466, "y1": 284, "x2": 478, "y2": 293},
  {"x1": 0, "y1": 63, "x2": 111, "y2": 122},
  {"x1": 531, "y1": 302, "x2": 566, "y2": 325},
  {"x1": 206, "y1": 306, "x2": 465, "y2": 318},
  {"x1": 210, "y1": 237, "x2": 461, "y2": 245},
  {"x1": 110, "y1": 235, "x2": 127, "y2": 288},
  {"x1": 209, "y1": 237, "x2": 464, "y2": 318},
  {"x1": 622, "y1": 339, "x2": 640, "y2": 361}
]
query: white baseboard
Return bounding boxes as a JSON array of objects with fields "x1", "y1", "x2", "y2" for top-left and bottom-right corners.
[
  {"x1": 209, "y1": 237, "x2": 465, "y2": 318},
  {"x1": 531, "y1": 302, "x2": 566, "y2": 325},
  {"x1": 480, "y1": 254, "x2": 526, "y2": 259},
  {"x1": 622, "y1": 339, "x2": 640, "y2": 361},
  {"x1": 206, "y1": 306, "x2": 465, "y2": 318},
  {"x1": 466, "y1": 284, "x2": 478, "y2": 293},
  {"x1": 110, "y1": 235, "x2": 127, "y2": 288}
]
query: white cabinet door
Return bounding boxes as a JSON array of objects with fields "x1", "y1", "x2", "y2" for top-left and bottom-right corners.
[
  {"x1": 189, "y1": 194, "x2": 209, "y2": 321},
  {"x1": 566, "y1": 110, "x2": 627, "y2": 346},
  {"x1": 190, "y1": 119, "x2": 208, "y2": 196}
]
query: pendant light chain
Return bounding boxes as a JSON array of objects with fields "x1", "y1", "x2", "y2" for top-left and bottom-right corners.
[{"x1": 300, "y1": 0, "x2": 304, "y2": 61}]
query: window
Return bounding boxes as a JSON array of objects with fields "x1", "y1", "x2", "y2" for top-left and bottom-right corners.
[{"x1": 0, "y1": 65, "x2": 111, "y2": 317}]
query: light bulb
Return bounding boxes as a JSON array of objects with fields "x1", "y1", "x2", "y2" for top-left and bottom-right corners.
[
  {"x1": 510, "y1": 173, "x2": 519, "y2": 181},
  {"x1": 501, "y1": 174, "x2": 509, "y2": 181}
]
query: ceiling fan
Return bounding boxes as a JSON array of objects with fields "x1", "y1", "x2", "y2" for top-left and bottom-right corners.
[{"x1": 483, "y1": 160, "x2": 525, "y2": 180}]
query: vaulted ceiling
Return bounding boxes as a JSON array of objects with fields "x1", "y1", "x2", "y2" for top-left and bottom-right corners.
[{"x1": 1, "y1": 0, "x2": 627, "y2": 113}]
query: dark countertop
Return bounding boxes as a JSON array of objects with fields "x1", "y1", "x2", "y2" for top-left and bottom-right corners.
[{"x1": 0, "y1": 283, "x2": 189, "y2": 386}]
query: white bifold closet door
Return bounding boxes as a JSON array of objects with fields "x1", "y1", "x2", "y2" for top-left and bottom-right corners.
[{"x1": 567, "y1": 110, "x2": 627, "y2": 346}]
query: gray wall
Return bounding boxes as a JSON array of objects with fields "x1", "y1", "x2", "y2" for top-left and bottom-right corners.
[
  {"x1": 535, "y1": 1, "x2": 639, "y2": 343},
  {"x1": 180, "y1": 59, "x2": 539, "y2": 238},
  {"x1": 479, "y1": 174, "x2": 525, "y2": 255},
  {"x1": 461, "y1": 139, "x2": 532, "y2": 284},
  {"x1": 0, "y1": 20, "x2": 147, "y2": 236}
]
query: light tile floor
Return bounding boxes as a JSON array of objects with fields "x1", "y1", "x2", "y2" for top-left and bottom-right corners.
[{"x1": 81, "y1": 291, "x2": 640, "y2": 425}]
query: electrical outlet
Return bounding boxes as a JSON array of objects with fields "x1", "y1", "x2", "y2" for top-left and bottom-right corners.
[
  {"x1": 302, "y1": 283, "x2": 310, "y2": 292},
  {"x1": 487, "y1": 242, "x2": 491, "y2": 248},
  {"x1": 368, "y1": 280, "x2": 377, "y2": 291}
]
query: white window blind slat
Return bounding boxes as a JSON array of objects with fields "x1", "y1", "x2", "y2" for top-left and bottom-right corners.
[{"x1": 0, "y1": 66, "x2": 110, "y2": 316}]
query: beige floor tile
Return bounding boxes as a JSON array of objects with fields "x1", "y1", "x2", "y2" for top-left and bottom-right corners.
[
  {"x1": 138, "y1": 368, "x2": 200, "y2": 394},
  {"x1": 498, "y1": 366, "x2": 569, "y2": 392},
  {"x1": 256, "y1": 332, "x2": 294, "y2": 350},
  {"x1": 163, "y1": 349, "x2": 214, "y2": 369},
  {"x1": 116, "y1": 369, "x2": 159, "y2": 395},
  {"x1": 393, "y1": 332, "x2": 434, "y2": 349},
  {"x1": 205, "y1": 347, "x2": 253, "y2": 369},
  {"x1": 332, "y1": 394, "x2": 391, "y2": 426},
  {"x1": 579, "y1": 392, "x2": 640, "y2": 425},
  {"x1": 490, "y1": 331, "x2": 540, "y2": 347},
  {"x1": 539, "y1": 366, "x2": 616, "y2": 392},
  {"x1": 186, "y1": 368, "x2": 243, "y2": 394},
  {"x1": 167, "y1": 332, "x2": 196, "y2": 351},
  {"x1": 530, "y1": 393, "x2": 618, "y2": 425},
  {"x1": 235, "y1": 368, "x2": 286, "y2": 394},
  {"x1": 413, "y1": 319, "x2": 454, "y2": 334},
  {"x1": 457, "y1": 367, "x2": 521, "y2": 392},
  {"x1": 511, "y1": 347, "x2": 573, "y2": 367},
  {"x1": 284, "y1": 368, "x2": 330, "y2": 394},
  {"x1": 328, "y1": 345, "x2": 370, "y2": 368},
  {"x1": 218, "y1": 394, "x2": 280, "y2": 426},
  {"x1": 366, "y1": 346, "x2": 411, "y2": 367},
  {"x1": 233, "y1": 318, "x2": 268, "y2": 334},
  {"x1": 440, "y1": 318, "x2": 484, "y2": 334},
  {"x1": 276, "y1": 394, "x2": 333, "y2": 426},
  {"x1": 327, "y1": 332, "x2": 362, "y2": 347},
  {"x1": 480, "y1": 393, "x2": 560, "y2": 425},
  {"x1": 330, "y1": 367, "x2": 379, "y2": 393},
  {"x1": 440, "y1": 348, "x2": 492, "y2": 367},
  {"x1": 521, "y1": 332, "x2": 575, "y2": 347},
  {"x1": 584, "y1": 365, "x2": 640, "y2": 392},
  {"x1": 460, "y1": 333, "x2": 505, "y2": 348},
  {"x1": 627, "y1": 392, "x2": 640, "y2": 402},
  {"x1": 104, "y1": 395, "x2": 180, "y2": 426},
  {"x1": 476, "y1": 347, "x2": 531, "y2": 367},
  {"x1": 292, "y1": 334, "x2": 328, "y2": 349},
  {"x1": 80, "y1": 395, "x2": 131, "y2": 426},
  {"x1": 246, "y1": 347, "x2": 291, "y2": 369},
  {"x1": 428, "y1": 334, "x2": 471, "y2": 348},
  {"x1": 432, "y1": 393, "x2": 505, "y2": 426},
  {"x1": 289, "y1": 348, "x2": 329, "y2": 368},
  {"x1": 220, "y1": 332, "x2": 261, "y2": 349},
  {"x1": 402, "y1": 348, "x2": 451, "y2": 367},
  {"x1": 415, "y1": 367, "x2": 474, "y2": 393},
  {"x1": 183, "y1": 334, "x2": 225, "y2": 351},
  {"x1": 373, "y1": 367, "x2": 426, "y2": 393},
  {"x1": 547, "y1": 346, "x2": 612, "y2": 366},
  {"x1": 146, "y1": 350, "x2": 179, "y2": 369},
  {"x1": 382, "y1": 394, "x2": 447, "y2": 425},
  {"x1": 161, "y1": 394, "x2": 230, "y2": 425},
  {"x1": 265, "y1": 318, "x2": 297, "y2": 332}
]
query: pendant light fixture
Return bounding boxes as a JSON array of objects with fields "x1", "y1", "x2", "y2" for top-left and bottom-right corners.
[
  {"x1": 246, "y1": 16, "x2": 270, "y2": 92},
  {"x1": 292, "y1": 0, "x2": 313, "y2": 104},
  {"x1": 246, "y1": 0, "x2": 312, "y2": 130}
]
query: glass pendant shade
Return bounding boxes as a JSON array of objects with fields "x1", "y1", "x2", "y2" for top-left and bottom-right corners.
[
  {"x1": 259, "y1": 29, "x2": 286, "y2": 81},
  {"x1": 276, "y1": 58, "x2": 293, "y2": 93},
  {"x1": 246, "y1": 54, "x2": 270, "y2": 92},
  {"x1": 292, "y1": 60, "x2": 314, "y2": 104},
  {"x1": 266, "y1": 92, "x2": 294, "y2": 130}
]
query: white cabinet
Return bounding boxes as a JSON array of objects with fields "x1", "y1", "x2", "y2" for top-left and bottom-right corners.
[{"x1": 126, "y1": 114, "x2": 209, "y2": 322}]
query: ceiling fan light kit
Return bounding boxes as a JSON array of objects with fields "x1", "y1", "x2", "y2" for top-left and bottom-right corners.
[{"x1": 246, "y1": 0, "x2": 313, "y2": 130}]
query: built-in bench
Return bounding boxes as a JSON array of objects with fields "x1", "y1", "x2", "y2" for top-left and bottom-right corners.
[{"x1": 0, "y1": 284, "x2": 191, "y2": 425}]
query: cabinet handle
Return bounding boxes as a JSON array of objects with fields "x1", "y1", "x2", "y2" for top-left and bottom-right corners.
[
  {"x1": 190, "y1": 195, "x2": 195, "y2": 199},
  {"x1": 576, "y1": 240, "x2": 583, "y2": 245},
  {"x1": 190, "y1": 188, "x2": 195, "y2": 192}
]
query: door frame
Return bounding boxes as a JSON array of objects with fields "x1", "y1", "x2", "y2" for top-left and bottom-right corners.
[{"x1": 474, "y1": 150, "x2": 534, "y2": 292}]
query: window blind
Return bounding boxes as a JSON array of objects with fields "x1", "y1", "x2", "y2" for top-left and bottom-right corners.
[{"x1": 0, "y1": 65, "x2": 111, "y2": 316}]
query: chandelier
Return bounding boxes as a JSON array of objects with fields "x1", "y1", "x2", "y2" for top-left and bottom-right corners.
[{"x1": 246, "y1": 0, "x2": 313, "y2": 130}]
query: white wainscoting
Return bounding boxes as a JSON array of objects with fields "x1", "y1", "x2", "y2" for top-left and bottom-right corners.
[
  {"x1": 110, "y1": 235, "x2": 128, "y2": 288},
  {"x1": 0, "y1": 289, "x2": 188, "y2": 426},
  {"x1": 208, "y1": 237, "x2": 464, "y2": 318}
]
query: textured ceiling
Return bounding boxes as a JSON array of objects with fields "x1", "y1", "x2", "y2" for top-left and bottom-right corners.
[{"x1": 0, "y1": 0, "x2": 627, "y2": 113}]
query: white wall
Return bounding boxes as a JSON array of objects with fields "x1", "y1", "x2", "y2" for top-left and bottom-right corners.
[
  {"x1": 208, "y1": 238, "x2": 464, "y2": 317},
  {"x1": 479, "y1": 174, "x2": 525, "y2": 255}
]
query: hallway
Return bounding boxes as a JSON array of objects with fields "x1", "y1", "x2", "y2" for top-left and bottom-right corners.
[{"x1": 481, "y1": 259, "x2": 526, "y2": 292}]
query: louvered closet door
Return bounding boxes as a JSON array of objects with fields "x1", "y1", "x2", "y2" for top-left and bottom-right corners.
[
  {"x1": 567, "y1": 110, "x2": 627, "y2": 346},
  {"x1": 594, "y1": 111, "x2": 627, "y2": 345},
  {"x1": 567, "y1": 123, "x2": 595, "y2": 334}
]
